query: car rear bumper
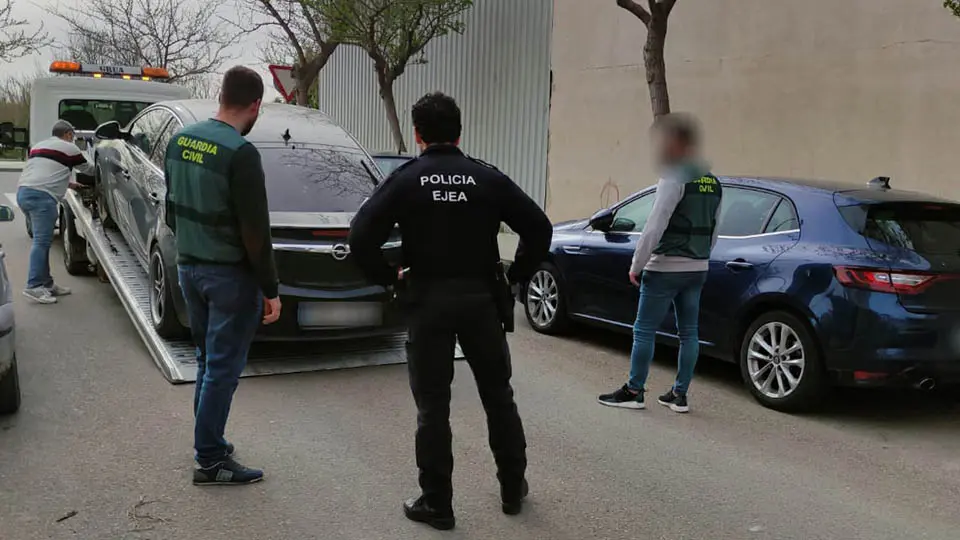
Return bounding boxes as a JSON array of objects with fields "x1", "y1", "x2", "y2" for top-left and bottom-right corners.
[
  {"x1": 822, "y1": 292, "x2": 960, "y2": 387},
  {"x1": 254, "y1": 284, "x2": 405, "y2": 341}
]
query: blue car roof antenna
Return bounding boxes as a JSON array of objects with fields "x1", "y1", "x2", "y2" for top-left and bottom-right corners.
[{"x1": 868, "y1": 176, "x2": 891, "y2": 190}]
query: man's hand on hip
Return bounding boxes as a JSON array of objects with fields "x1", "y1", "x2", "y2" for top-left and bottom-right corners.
[{"x1": 263, "y1": 296, "x2": 282, "y2": 325}]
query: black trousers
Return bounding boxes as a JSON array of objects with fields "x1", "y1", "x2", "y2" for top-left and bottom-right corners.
[{"x1": 405, "y1": 280, "x2": 527, "y2": 511}]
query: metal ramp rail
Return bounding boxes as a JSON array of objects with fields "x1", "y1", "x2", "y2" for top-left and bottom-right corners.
[{"x1": 64, "y1": 190, "x2": 463, "y2": 384}]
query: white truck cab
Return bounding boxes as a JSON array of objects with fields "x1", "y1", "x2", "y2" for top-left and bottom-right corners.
[{"x1": 28, "y1": 61, "x2": 191, "y2": 149}]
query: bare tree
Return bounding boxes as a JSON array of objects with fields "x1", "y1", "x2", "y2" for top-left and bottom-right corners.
[
  {"x1": 0, "y1": 0, "x2": 50, "y2": 62},
  {"x1": 316, "y1": 0, "x2": 474, "y2": 153},
  {"x1": 180, "y1": 74, "x2": 221, "y2": 100},
  {"x1": 48, "y1": 0, "x2": 237, "y2": 82},
  {"x1": 235, "y1": 0, "x2": 340, "y2": 106},
  {"x1": 0, "y1": 70, "x2": 41, "y2": 126},
  {"x1": 58, "y1": 31, "x2": 141, "y2": 66},
  {"x1": 615, "y1": 0, "x2": 678, "y2": 118}
]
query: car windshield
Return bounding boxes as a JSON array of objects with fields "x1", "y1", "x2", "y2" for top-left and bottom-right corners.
[
  {"x1": 862, "y1": 202, "x2": 960, "y2": 257},
  {"x1": 259, "y1": 144, "x2": 379, "y2": 213},
  {"x1": 374, "y1": 155, "x2": 410, "y2": 177},
  {"x1": 58, "y1": 99, "x2": 152, "y2": 131}
]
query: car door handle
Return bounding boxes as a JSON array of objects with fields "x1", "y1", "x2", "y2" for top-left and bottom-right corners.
[
  {"x1": 561, "y1": 245, "x2": 581, "y2": 254},
  {"x1": 725, "y1": 259, "x2": 754, "y2": 271}
]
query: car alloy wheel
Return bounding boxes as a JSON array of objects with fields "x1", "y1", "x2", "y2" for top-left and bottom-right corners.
[
  {"x1": 527, "y1": 269, "x2": 559, "y2": 328},
  {"x1": 149, "y1": 250, "x2": 166, "y2": 326},
  {"x1": 746, "y1": 321, "x2": 806, "y2": 399}
]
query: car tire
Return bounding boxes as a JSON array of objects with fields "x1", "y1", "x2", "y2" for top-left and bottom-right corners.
[
  {"x1": 739, "y1": 310, "x2": 826, "y2": 413},
  {"x1": 0, "y1": 356, "x2": 21, "y2": 415},
  {"x1": 149, "y1": 245, "x2": 187, "y2": 339},
  {"x1": 95, "y1": 166, "x2": 116, "y2": 229},
  {"x1": 61, "y1": 203, "x2": 92, "y2": 276},
  {"x1": 523, "y1": 263, "x2": 570, "y2": 334}
]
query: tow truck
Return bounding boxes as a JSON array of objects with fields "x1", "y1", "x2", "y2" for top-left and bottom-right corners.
[{"x1": 42, "y1": 61, "x2": 461, "y2": 383}]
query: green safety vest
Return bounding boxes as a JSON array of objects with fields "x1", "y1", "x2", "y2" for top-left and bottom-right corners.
[
  {"x1": 653, "y1": 173, "x2": 723, "y2": 260},
  {"x1": 164, "y1": 119, "x2": 248, "y2": 264}
]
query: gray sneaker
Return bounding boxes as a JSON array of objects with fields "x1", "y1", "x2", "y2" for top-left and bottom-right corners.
[
  {"x1": 47, "y1": 283, "x2": 72, "y2": 297},
  {"x1": 23, "y1": 287, "x2": 57, "y2": 304}
]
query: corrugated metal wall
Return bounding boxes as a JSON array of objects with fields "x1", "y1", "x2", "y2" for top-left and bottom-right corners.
[{"x1": 315, "y1": 0, "x2": 553, "y2": 206}]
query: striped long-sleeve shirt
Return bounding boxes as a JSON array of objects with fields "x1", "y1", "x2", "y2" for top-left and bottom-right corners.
[{"x1": 17, "y1": 137, "x2": 95, "y2": 200}]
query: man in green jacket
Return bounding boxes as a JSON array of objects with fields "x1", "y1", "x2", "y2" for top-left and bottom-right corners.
[
  {"x1": 164, "y1": 66, "x2": 281, "y2": 485},
  {"x1": 598, "y1": 113, "x2": 723, "y2": 414}
]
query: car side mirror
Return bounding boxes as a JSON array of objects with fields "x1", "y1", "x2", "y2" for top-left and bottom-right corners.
[
  {"x1": 588, "y1": 208, "x2": 615, "y2": 232},
  {"x1": 95, "y1": 121, "x2": 123, "y2": 140},
  {"x1": 0, "y1": 205, "x2": 15, "y2": 222},
  {"x1": 0, "y1": 122, "x2": 13, "y2": 146},
  {"x1": 610, "y1": 217, "x2": 636, "y2": 232}
]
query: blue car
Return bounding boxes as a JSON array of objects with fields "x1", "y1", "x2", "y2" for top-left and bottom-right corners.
[{"x1": 523, "y1": 176, "x2": 960, "y2": 412}]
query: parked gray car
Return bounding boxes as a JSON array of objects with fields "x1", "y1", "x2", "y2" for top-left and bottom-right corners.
[{"x1": 0, "y1": 203, "x2": 19, "y2": 414}]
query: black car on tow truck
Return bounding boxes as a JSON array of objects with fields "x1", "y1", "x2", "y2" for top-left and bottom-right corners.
[{"x1": 84, "y1": 100, "x2": 404, "y2": 341}]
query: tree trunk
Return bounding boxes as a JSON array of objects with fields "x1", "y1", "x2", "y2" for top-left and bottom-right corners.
[
  {"x1": 292, "y1": 46, "x2": 337, "y2": 108},
  {"x1": 378, "y1": 77, "x2": 407, "y2": 154},
  {"x1": 295, "y1": 85, "x2": 310, "y2": 106},
  {"x1": 643, "y1": 19, "x2": 670, "y2": 118}
]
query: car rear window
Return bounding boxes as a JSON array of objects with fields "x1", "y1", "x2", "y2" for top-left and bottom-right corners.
[
  {"x1": 59, "y1": 99, "x2": 151, "y2": 130},
  {"x1": 847, "y1": 202, "x2": 960, "y2": 256},
  {"x1": 258, "y1": 145, "x2": 379, "y2": 213}
]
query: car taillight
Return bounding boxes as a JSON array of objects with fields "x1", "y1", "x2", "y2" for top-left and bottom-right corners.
[{"x1": 833, "y1": 266, "x2": 935, "y2": 294}]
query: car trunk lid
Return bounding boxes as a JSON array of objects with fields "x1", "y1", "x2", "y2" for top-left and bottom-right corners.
[
  {"x1": 838, "y1": 200, "x2": 960, "y2": 313},
  {"x1": 270, "y1": 212, "x2": 400, "y2": 290}
]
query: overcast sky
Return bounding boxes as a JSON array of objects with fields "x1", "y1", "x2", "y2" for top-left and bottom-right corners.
[{"x1": 2, "y1": 0, "x2": 280, "y2": 99}]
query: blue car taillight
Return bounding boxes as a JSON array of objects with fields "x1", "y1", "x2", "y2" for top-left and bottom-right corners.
[{"x1": 833, "y1": 266, "x2": 937, "y2": 295}]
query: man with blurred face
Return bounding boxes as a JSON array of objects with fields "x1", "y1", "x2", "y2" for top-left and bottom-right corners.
[
  {"x1": 164, "y1": 66, "x2": 280, "y2": 485},
  {"x1": 598, "y1": 113, "x2": 723, "y2": 414}
]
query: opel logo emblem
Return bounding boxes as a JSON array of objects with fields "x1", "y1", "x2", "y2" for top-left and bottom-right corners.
[{"x1": 332, "y1": 244, "x2": 350, "y2": 261}]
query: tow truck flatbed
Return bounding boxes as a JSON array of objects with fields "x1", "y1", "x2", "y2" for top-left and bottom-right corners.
[{"x1": 63, "y1": 189, "x2": 463, "y2": 384}]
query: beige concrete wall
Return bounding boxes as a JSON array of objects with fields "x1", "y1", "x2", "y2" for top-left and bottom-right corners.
[{"x1": 547, "y1": 0, "x2": 960, "y2": 221}]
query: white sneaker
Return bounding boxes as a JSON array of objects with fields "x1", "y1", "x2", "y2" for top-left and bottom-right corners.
[
  {"x1": 23, "y1": 287, "x2": 57, "y2": 304},
  {"x1": 47, "y1": 283, "x2": 72, "y2": 296}
]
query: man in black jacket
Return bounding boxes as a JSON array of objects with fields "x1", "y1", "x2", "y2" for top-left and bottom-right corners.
[{"x1": 349, "y1": 92, "x2": 552, "y2": 530}]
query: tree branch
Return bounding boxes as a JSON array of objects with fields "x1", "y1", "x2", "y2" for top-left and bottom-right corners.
[{"x1": 615, "y1": 0, "x2": 650, "y2": 25}]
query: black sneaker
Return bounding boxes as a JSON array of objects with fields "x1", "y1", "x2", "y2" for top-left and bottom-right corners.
[
  {"x1": 598, "y1": 385, "x2": 645, "y2": 409},
  {"x1": 501, "y1": 478, "x2": 530, "y2": 516},
  {"x1": 403, "y1": 495, "x2": 455, "y2": 530},
  {"x1": 657, "y1": 390, "x2": 689, "y2": 413},
  {"x1": 193, "y1": 458, "x2": 263, "y2": 486}
]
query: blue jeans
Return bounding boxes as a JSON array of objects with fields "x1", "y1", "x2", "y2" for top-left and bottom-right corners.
[
  {"x1": 178, "y1": 264, "x2": 262, "y2": 466},
  {"x1": 17, "y1": 187, "x2": 58, "y2": 289},
  {"x1": 627, "y1": 270, "x2": 708, "y2": 395}
]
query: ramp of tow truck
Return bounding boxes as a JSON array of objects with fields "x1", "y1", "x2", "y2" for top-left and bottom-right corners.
[{"x1": 65, "y1": 190, "x2": 464, "y2": 384}]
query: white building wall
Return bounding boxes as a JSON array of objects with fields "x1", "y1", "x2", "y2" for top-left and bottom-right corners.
[{"x1": 314, "y1": 0, "x2": 553, "y2": 205}]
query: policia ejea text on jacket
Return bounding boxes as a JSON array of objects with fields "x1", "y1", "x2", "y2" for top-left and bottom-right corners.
[{"x1": 347, "y1": 144, "x2": 552, "y2": 523}]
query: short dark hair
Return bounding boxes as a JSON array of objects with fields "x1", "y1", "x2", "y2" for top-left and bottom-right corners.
[
  {"x1": 411, "y1": 92, "x2": 462, "y2": 145},
  {"x1": 652, "y1": 112, "x2": 701, "y2": 147},
  {"x1": 220, "y1": 66, "x2": 264, "y2": 109}
]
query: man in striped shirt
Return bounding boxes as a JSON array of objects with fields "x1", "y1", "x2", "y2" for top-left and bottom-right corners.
[{"x1": 16, "y1": 120, "x2": 94, "y2": 304}]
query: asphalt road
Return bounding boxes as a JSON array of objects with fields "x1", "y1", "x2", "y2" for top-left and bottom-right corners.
[{"x1": 1, "y1": 170, "x2": 959, "y2": 540}]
